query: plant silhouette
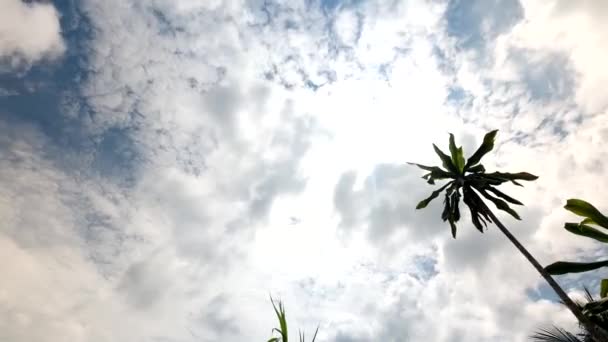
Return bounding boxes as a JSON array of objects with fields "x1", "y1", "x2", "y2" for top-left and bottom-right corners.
[{"x1": 410, "y1": 130, "x2": 608, "y2": 342}]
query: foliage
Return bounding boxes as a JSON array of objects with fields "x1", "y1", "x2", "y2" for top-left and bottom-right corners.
[
  {"x1": 267, "y1": 296, "x2": 319, "y2": 342},
  {"x1": 412, "y1": 132, "x2": 608, "y2": 341},
  {"x1": 530, "y1": 289, "x2": 608, "y2": 342},
  {"x1": 531, "y1": 327, "x2": 583, "y2": 342},
  {"x1": 544, "y1": 199, "x2": 608, "y2": 325},
  {"x1": 545, "y1": 199, "x2": 608, "y2": 277},
  {"x1": 409, "y1": 130, "x2": 538, "y2": 238}
]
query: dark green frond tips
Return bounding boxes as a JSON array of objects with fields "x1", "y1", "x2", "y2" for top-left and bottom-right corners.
[
  {"x1": 467, "y1": 164, "x2": 485, "y2": 173},
  {"x1": 463, "y1": 186, "x2": 490, "y2": 233},
  {"x1": 407, "y1": 162, "x2": 437, "y2": 172},
  {"x1": 448, "y1": 134, "x2": 458, "y2": 162},
  {"x1": 465, "y1": 130, "x2": 498, "y2": 170},
  {"x1": 485, "y1": 187, "x2": 523, "y2": 205},
  {"x1": 449, "y1": 219, "x2": 457, "y2": 239},
  {"x1": 479, "y1": 189, "x2": 521, "y2": 220},
  {"x1": 441, "y1": 194, "x2": 451, "y2": 221},
  {"x1": 451, "y1": 191, "x2": 461, "y2": 222},
  {"x1": 545, "y1": 260, "x2": 608, "y2": 275},
  {"x1": 432, "y1": 144, "x2": 459, "y2": 174},
  {"x1": 442, "y1": 190, "x2": 460, "y2": 238},
  {"x1": 484, "y1": 171, "x2": 539, "y2": 183},
  {"x1": 416, "y1": 182, "x2": 453, "y2": 209},
  {"x1": 407, "y1": 163, "x2": 453, "y2": 177}
]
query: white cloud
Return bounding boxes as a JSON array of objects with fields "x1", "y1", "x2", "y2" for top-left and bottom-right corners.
[
  {"x1": 0, "y1": 0, "x2": 65, "y2": 70},
  {"x1": 503, "y1": 0, "x2": 608, "y2": 113}
]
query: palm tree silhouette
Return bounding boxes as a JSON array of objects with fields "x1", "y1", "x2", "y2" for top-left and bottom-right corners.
[{"x1": 410, "y1": 130, "x2": 608, "y2": 342}]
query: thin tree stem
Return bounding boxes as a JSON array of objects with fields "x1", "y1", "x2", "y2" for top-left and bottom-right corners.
[{"x1": 485, "y1": 209, "x2": 608, "y2": 342}]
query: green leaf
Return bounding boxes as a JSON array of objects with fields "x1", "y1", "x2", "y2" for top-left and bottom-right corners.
[
  {"x1": 469, "y1": 205, "x2": 485, "y2": 233},
  {"x1": 407, "y1": 163, "x2": 440, "y2": 172},
  {"x1": 564, "y1": 222, "x2": 608, "y2": 243},
  {"x1": 407, "y1": 163, "x2": 454, "y2": 181},
  {"x1": 467, "y1": 164, "x2": 485, "y2": 173},
  {"x1": 270, "y1": 296, "x2": 288, "y2": 341},
  {"x1": 422, "y1": 173, "x2": 436, "y2": 185},
  {"x1": 441, "y1": 194, "x2": 450, "y2": 221},
  {"x1": 429, "y1": 169, "x2": 454, "y2": 179},
  {"x1": 581, "y1": 218, "x2": 597, "y2": 225},
  {"x1": 479, "y1": 189, "x2": 521, "y2": 220},
  {"x1": 511, "y1": 179, "x2": 523, "y2": 187},
  {"x1": 448, "y1": 186, "x2": 460, "y2": 238},
  {"x1": 545, "y1": 260, "x2": 608, "y2": 275},
  {"x1": 268, "y1": 338, "x2": 280, "y2": 342},
  {"x1": 450, "y1": 191, "x2": 461, "y2": 222},
  {"x1": 463, "y1": 187, "x2": 485, "y2": 233},
  {"x1": 484, "y1": 172, "x2": 539, "y2": 181},
  {"x1": 449, "y1": 218, "x2": 457, "y2": 238},
  {"x1": 455, "y1": 147, "x2": 465, "y2": 173},
  {"x1": 448, "y1": 134, "x2": 466, "y2": 173},
  {"x1": 465, "y1": 186, "x2": 493, "y2": 224},
  {"x1": 485, "y1": 187, "x2": 523, "y2": 205},
  {"x1": 471, "y1": 174, "x2": 507, "y2": 186},
  {"x1": 465, "y1": 130, "x2": 498, "y2": 170},
  {"x1": 564, "y1": 199, "x2": 608, "y2": 228},
  {"x1": 449, "y1": 134, "x2": 458, "y2": 158},
  {"x1": 602, "y1": 279, "x2": 608, "y2": 298},
  {"x1": 416, "y1": 182, "x2": 453, "y2": 209},
  {"x1": 433, "y1": 144, "x2": 459, "y2": 174}
]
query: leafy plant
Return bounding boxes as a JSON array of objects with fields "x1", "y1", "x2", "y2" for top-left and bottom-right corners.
[
  {"x1": 545, "y1": 199, "x2": 608, "y2": 278},
  {"x1": 543, "y1": 199, "x2": 608, "y2": 330},
  {"x1": 409, "y1": 130, "x2": 537, "y2": 238},
  {"x1": 531, "y1": 288, "x2": 608, "y2": 342},
  {"x1": 267, "y1": 296, "x2": 319, "y2": 342},
  {"x1": 410, "y1": 130, "x2": 608, "y2": 342},
  {"x1": 531, "y1": 327, "x2": 582, "y2": 342}
]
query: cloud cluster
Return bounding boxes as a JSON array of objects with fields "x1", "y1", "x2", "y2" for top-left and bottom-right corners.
[{"x1": 0, "y1": 0, "x2": 65, "y2": 71}]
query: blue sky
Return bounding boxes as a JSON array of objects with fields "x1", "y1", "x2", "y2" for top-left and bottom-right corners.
[{"x1": 2, "y1": 0, "x2": 608, "y2": 341}]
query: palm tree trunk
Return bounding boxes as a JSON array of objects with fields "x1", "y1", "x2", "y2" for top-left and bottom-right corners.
[{"x1": 485, "y1": 209, "x2": 608, "y2": 342}]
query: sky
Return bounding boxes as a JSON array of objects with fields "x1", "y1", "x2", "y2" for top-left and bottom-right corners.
[{"x1": 1, "y1": 0, "x2": 608, "y2": 341}]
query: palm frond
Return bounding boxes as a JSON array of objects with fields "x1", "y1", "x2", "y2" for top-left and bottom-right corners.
[{"x1": 530, "y1": 327, "x2": 582, "y2": 342}]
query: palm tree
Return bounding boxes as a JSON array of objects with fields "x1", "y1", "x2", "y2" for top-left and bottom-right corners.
[
  {"x1": 531, "y1": 288, "x2": 608, "y2": 341},
  {"x1": 409, "y1": 130, "x2": 608, "y2": 342}
]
